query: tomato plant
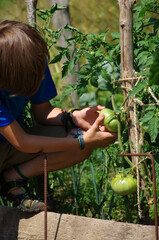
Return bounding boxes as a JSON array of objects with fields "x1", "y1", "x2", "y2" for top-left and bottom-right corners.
[
  {"x1": 111, "y1": 174, "x2": 137, "y2": 196},
  {"x1": 34, "y1": 0, "x2": 159, "y2": 224},
  {"x1": 99, "y1": 108, "x2": 119, "y2": 133}
]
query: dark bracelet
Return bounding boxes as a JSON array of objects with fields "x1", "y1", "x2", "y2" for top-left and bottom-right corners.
[
  {"x1": 61, "y1": 110, "x2": 69, "y2": 133},
  {"x1": 61, "y1": 108, "x2": 79, "y2": 133},
  {"x1": 67, "y1": 108, "x2": 79, "y2": 128}
]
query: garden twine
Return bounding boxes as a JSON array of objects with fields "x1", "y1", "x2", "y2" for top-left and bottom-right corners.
[{"x1": 114, "y1": 75, "x2": 149, "y2": 218}]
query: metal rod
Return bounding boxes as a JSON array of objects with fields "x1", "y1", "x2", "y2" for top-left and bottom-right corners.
[
  {"x1": 43, "y1": 152, "x2": 48, "y2": 240},
  {"x1": 119, "y1": 153, "x2": 158, "y2": 240}
]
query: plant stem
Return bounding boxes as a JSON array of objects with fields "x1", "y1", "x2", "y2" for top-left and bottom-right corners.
[
  {"x1": 117, "y1": 119, "x2": 134, "y2": 168},
  {"x1": 138, "y1": 143, "x2": 152, "y2": 185},
  {"x1": 111, "y1": 95, "x2": 134, "y2": 168},
  {"x1": 111, "y1": 95, "x2": 117, "y2": 112}
]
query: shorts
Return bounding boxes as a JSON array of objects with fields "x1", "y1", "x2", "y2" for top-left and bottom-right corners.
[{"x1": 0, "y1": 125, "x2": 67, "y2": 172}]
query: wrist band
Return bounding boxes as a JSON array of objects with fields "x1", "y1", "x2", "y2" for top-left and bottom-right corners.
[
  {"x1": 61, "y1": 108, "x2": 79, "y2": 133},
  {"x1": 78, "y1": 135, "x2": 85, "y2": 150},
  {"x1": 71, "y1": 128, "x2": 85, "y2": 150},
  {"x1": 67, "y1": 108, "x2": 79, "y2": 128},
  {"x1": 61, "y1": 110, "x2": 69, "y2": 133}
]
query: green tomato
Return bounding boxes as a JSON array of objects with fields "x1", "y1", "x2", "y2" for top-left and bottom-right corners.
[
  {"x1": 99, "y1": 108, "x2": 119, "y2": 133},
  {"x1": 90, "y1": 51, "x2": 95, "y2": 55},
  {"x1": 111, "y1": 173, "x2": 137, "y2": 196}
]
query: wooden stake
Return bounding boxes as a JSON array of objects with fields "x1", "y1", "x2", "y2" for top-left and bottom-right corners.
[{"x1": 118, "y1": 0, "x2": 140, "y2": 162}]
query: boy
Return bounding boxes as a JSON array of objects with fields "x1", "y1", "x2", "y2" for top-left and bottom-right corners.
[{"x1": 0, "y1": 20, "x2": 117, "y2": 212}]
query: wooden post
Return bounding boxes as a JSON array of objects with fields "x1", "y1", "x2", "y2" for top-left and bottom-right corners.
[
  {"x1": 25, "y1": 0, "x2": 38, "y2": 26},
  {"x1": 118, "y1": 0, "x2": 140, "y2": 162}
]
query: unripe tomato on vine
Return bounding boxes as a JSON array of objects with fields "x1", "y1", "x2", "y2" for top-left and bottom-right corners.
[
  {"x1": 111, "y1": 173, "x2": 137, "y2": 196},
  {"x1": 99, "y1": 108, "x2": 120, "y2": 133}
]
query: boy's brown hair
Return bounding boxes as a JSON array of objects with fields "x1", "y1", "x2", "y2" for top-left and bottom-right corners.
[{"x1": 0, "y1": 20, "x2": 50, "y2": 97}]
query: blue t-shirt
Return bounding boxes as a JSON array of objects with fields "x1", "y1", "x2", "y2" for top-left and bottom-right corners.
[{"x1": 0, "y1": 64, "x2": 57, "y2": 143}]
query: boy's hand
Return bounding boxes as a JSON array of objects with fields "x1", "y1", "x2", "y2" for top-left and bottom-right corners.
[
  {"x1": 72, "y1": 105, "x2": 106, "y2": 130},
  {"x1": 84, "y1": 113, "x2": 117, "y2": 148}
]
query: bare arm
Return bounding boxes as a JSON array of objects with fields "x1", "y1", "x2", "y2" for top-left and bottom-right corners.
[
  {"x1": 0, "y1": 115, "x2": 117, "y2": 154},
  {"x1": 31, "y1": 101, "x2": 106, "y2": 131},
  {"x1": 31, "y1": 101, "x2": 64, "y2": 125},
  {"x1": 0, "y1": 120, "x2": 79, "y2": 153}
]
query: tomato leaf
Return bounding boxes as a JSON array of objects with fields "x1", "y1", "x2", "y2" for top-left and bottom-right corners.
[
  {"x1": 149, "y1": 115, "x2": 158, "y2": 142},
  {"x1": 121, "y1": 80, "x2": 148, "y2": 107},
  {"x1": 74, "y1": 70, "x2": 89, "y2": 78},
  {"x1": 140, "y1": 111, "x2": 154, "y2": 123},
  {"x1": 128, "y1": 81, "x2": 148, "y2": 98},
  {"x1": 68, "y1": 61, "x2": 75, "y2": 74},
  {"x1": 50, "y1": 54, "x2": 62, "y2": 64},
  {"x1": 85, "y1": 52, "x2": 97, "y2": 66},
  {"x1": 149, "y1": 49, "x2": 159, "y2": 86},
  {"x1": 62, "y1": 62, "x2": 69, "y2": 78}
]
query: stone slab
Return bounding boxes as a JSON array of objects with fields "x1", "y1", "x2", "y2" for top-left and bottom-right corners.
[{"x1": 0, "y1": 206, "x2": 157, "y2": 240}]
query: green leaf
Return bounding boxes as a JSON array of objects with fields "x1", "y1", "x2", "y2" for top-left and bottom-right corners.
[
  {"x1": 55, "y1": 46, "x2": 66, "y2": 51},
  {"x1": 95, "y1": 50, "x2": 105, "y2": 57},
  {"x1": 149, "y1": 115, "x2": 158, "y2": 142},
  {"x1": 68, "y1": 61, "x2": 75, "y2": 74},
  {"x1": 74, "y1": 70, "x2": 89, "y2": 78},
  {"x1": 64, "y1": 24, "x2": 83, "y2": 34},
  {"x1": 101, "y1": 68, "x2": 111, "y2": 80},
  {"x1": 140, "y1": 111, "x2": 154, "y2": 123},
  {"x1": 136, "y1": 51, "x2": 148, "y2": 66},
  {"x1": 97, "y1": 69, "x2": 113, "y2": 91},
  {"x1": 79, "y1": 92, "x2": 97, "y2": 107},
  {"x1": 128, "y1": 81, "x2": 148, "y2": 98},
  {"x1": 111, "y1": 32, "x2": 120, "y2": 39},
  {"x1": 50, "y1": 4, "x2": 66, "y2": 13},
  {"x1": 122, "y1": 80, "x2": 147, "y2": 106},
  {"x1": 60, "y1": 84, "x2": 77, "y2": 102},
  {"x1": 149, "y1": 49, "x2": 159, "y2": 85},
  {"x1": 90, "y1": 75, "x2": 98, "y2": 88},
  {"x1": 145, "y1": 56, "x2": 153, "y2": 68},
  {"x1": 62, "y1": 62, "x2": 69, "y2": 78},
  {"x1": 136, "y1": 71, "x2": 150, "y2": 77},
  {"x1": 89, "y1": 159, "x2": 99, "y2": 204},
  {"x1": 37, "y1": 4, "x2": 66, "y2": 19},
  {"x1": 85, "y1": 52, "x2": 97, "y2": 66},
  {"x1": 49, "y1": 54, "x2": 62, "y2": 64},
  {"x1": 145, "y1": 105, "x2": 156, "y2": 111}
]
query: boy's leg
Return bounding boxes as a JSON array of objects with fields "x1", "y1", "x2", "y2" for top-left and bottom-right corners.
[
  {"x1": 2, "y1": 143, "x2": 92, "y2": 212},
  {"x1": 11, "y1": 144, "x2": 93, "y2": 179},
  {"x1": 2, "y1": 124, "x2": 92, "y2": 177},
  {"x1": 1, "y1": 125, "x2": 67, "y2": 171},
  {"x1": 0, "y1": 125, "x2": 92, "y2": 212}
]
